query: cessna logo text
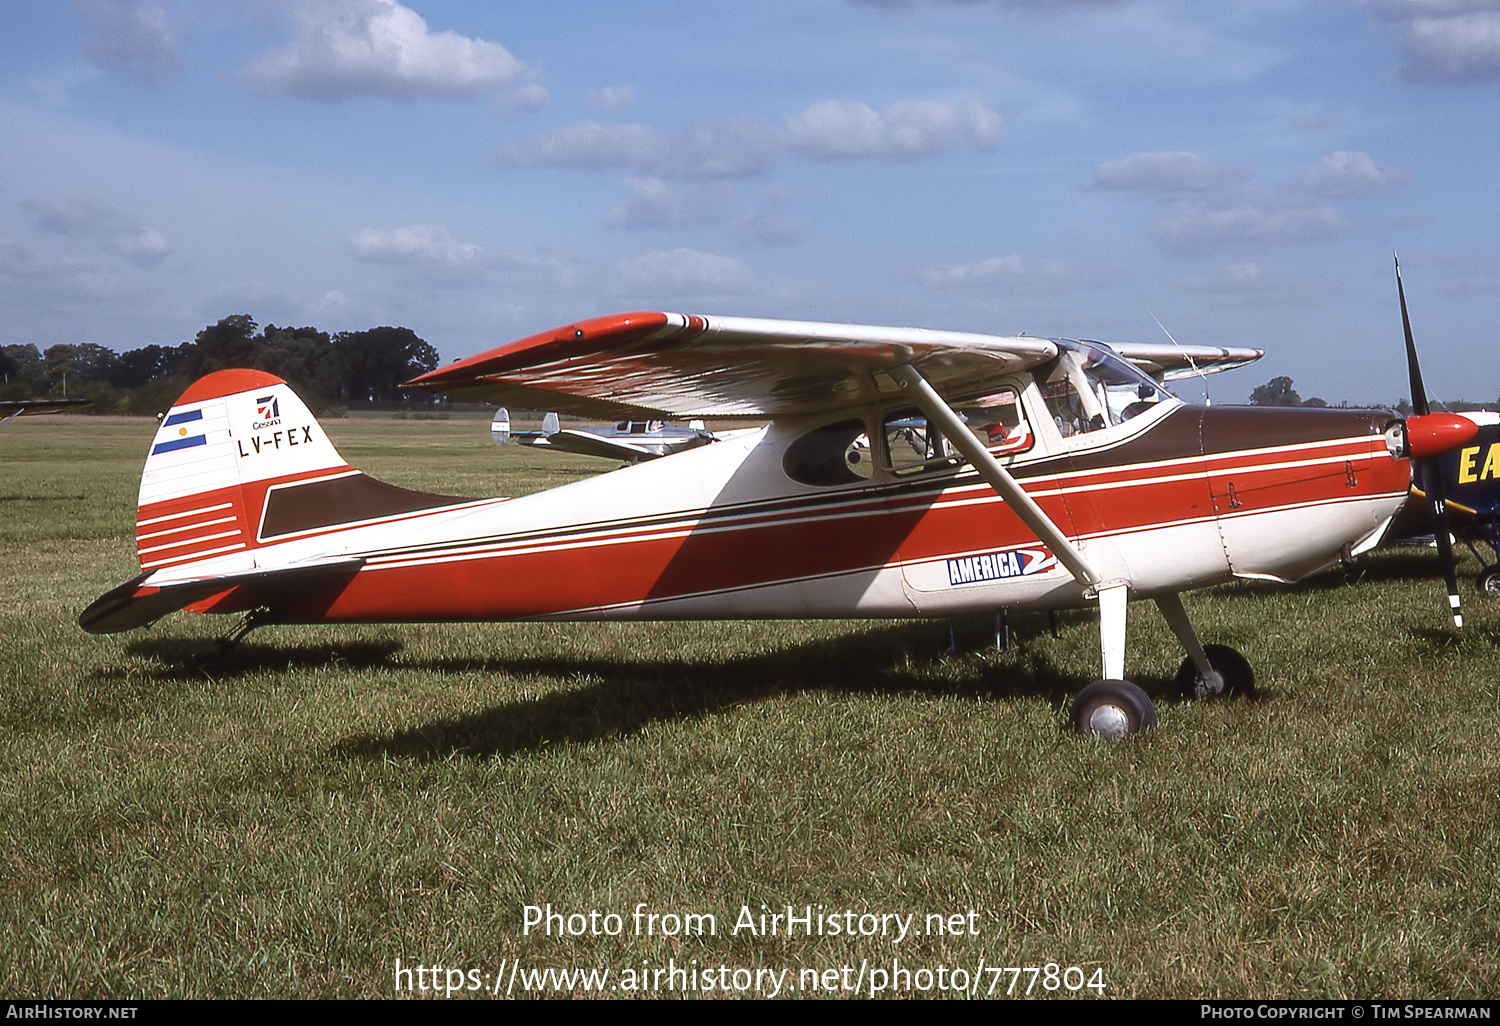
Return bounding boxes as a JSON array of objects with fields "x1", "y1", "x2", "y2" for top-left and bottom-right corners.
[
  {"x1": 946, "y1": 547, "x2": 1056, "y2": 586},
  {"x1": 252, "y1": 394, "x2": 282, "y2": 430}
]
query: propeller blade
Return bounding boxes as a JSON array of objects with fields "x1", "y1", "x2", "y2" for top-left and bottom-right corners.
[
  {"x1": 1396, "y1": 254, "x2": 1462, "y2": 627},
  {"x1": 1396, "y1": 254, "x2": 1429, "y2": 418},
  {"x1": 1422, "y1": 458, "x2": 1464, "y2": 628}
]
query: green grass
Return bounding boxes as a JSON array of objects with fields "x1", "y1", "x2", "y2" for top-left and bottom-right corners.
[{"x1": 1, "y1": 415, "x2": 1498, "y2": 998}]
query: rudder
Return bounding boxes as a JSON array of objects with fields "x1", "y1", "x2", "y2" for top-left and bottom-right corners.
[{"x1": 135, "y1": 370, "x2": 352, "y2": 575}]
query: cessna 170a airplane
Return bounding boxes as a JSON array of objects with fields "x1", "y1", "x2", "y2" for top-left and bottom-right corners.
[{"x1": 79, "y1": 280, "x2": 1474, "y2": 738}]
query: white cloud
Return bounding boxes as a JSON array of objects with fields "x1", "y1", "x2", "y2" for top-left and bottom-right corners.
[
  {"x1": 610, "y1": 248, "x2": 755, "y2": 295},
  {"x1": 605, "y1": 179, "x2": 734, "y2": 230},
  {"x1": 349, "y1": 224, "x2": 570, "y2": 291},
  {"x1": 498, "y1": 98, "x2": 1005, "y2": 180},
  {"x1": 309, "y1": 290, "x2": 351, "y2": 315},
  {"x1": 588, "y1": 85, "x2": 637, "y2": 112},
  {"x1": 732, "y1": 187, "x2": 805, "y2": 246},
  {"x1": 917, "y1": 254, "x2": 1118, "y2": 293},
  {"x1": 25, "y1": 198, "x2": 169, "y2": 265},
  {"x1": 495, "y1": 118, "x2": 782, "y2": 180},
  {"x1": 0, "y1": 239, "x2": 130, "y2": 299},
  {"x1": 1091, "y1": 151, "x2": 1250, "y2": 193},
  {"x1": 1361, "y1": 1, "x2": 1500, "y2": 83},
  {"x1": 1405, "y1": 9, "x2": 1500, "y2": 82},
  {"x1": 239, "y1": 0, "x2": 538, "y2": 101},
  {"x1": 1295, "y1": 151, "x2": 1411, "y2": 198},
  {"x1": 494, "y1": 83, "x2": 550, "y2": 120},
  {"x1": 785, "y1": 99, "x2": 1005, "y2": 159},
  {"x1": 350, "y1": 224, "x2": 481, "y2": 267},
  {"x1": 76, "y1": 0, "x2": 182, "y2": 87},
  {"x1": 1092, "y1": 150, "x2": 1367, "y2": 255},
  {"x1": 1153, "y1": 194, "x2": 1350, "y2": 254}
]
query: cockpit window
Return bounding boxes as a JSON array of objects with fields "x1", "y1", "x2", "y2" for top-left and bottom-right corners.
[
  {"x1": 1039, "y1": 340, "x2": 1169, "y2": 438},
  {"x1": 882, "y1": 387, "x2": 1034, "y2": 476},
  {"x1": 784, "y1": 419, "x2": 873, "y2": 486}
]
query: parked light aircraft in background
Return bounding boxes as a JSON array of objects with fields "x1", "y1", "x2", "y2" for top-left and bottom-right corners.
[
  {"x1": 80, "y1": 271, "x2": 1473, "y2": 738},
  {"x1": 490, "y1": 407, "x2": 726, "y2": 462},
  {"x1": 0, "y1": 398, "x2": 92, "y2": 428},
  {"x1": 1401, "y1": 410, "x2": 1500, "y2": 593}
]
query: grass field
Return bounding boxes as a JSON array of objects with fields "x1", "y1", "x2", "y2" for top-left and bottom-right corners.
[{"x1": 2, "y1": 415, "x2": 1498, "y2": 999}]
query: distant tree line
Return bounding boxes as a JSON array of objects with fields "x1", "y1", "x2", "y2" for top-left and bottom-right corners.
[
  {"x1": 1249, "y1": 376, "x2": 1328, "y2": 408},
  {"x1": 0, "y1": 315, "x2": 440, "y2": 415}
]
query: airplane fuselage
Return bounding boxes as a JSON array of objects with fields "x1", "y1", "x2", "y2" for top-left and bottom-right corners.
[{"x1": 162, "y1": 398, "x2": 1407, "y2": 627}]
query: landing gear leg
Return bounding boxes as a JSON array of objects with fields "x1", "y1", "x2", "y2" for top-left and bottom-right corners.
[
  {"x1": 1156, "y1": 592, "x2": 1254, "y2": 698},
  {"x1": 1070, "y1": 583, "x2": 1158, "y2": 738},
  {"x1": 216, "y1": 607, "x2": 274, "y2": 655}
]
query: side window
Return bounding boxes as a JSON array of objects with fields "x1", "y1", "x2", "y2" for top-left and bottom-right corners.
[
  {"x1": 963, "y1": 388, "x2": 1033, "y2": 456},
  {"x1": 783, "y1": 419, "x2": 873, "y2": 487},
  {"x1": 883, "y1": 411, "x2": 957, "y2": 475},
  {"x1": 881, "y1": 387, "x2": 1033, "y2": 476}
]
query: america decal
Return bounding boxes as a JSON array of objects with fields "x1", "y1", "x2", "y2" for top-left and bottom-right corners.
[{"x1": 946, "y1": 546, "x2": 1057, "y2": 586}]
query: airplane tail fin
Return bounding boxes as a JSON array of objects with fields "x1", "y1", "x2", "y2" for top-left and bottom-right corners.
[
  {"x1": 134, "y1": 369, "x2": 352, "y2": 576},
  {"x1": 82, "y1": 369, "x2": 470, "y2": 634},
  {"x1": 82, "y1": 369, "x2": 483, "y2": 633},
  {"x1": 491, "y1": 407, "x2": 511, "y2": 446},
  {"x1": 541, "y1": 411, "x2": 560, "y2": 436}
]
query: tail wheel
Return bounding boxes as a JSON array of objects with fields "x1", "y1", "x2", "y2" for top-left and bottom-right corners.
[
  {"x1": 1070, "y1": 680, "x2": 1157, "y2": 739},
  {"x1": 1175, "y1": 644, "x2": 1254, "y2": 699}
]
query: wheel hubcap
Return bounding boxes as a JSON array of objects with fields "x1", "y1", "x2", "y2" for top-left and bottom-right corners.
[{"x1": 1087, "y1": 704, "x2": 1131, "y2": 739}]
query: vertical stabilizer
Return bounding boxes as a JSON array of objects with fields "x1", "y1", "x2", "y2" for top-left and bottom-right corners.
[{"x1": 135, "y1": 370, "x2": 352, "y2": 575}]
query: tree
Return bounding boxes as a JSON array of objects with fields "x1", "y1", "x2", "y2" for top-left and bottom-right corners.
[
  {"x1": 182, "y1": 315, "x2": 260, "y2": 379},
  {"x1": 1249, "y1": 376, "x2": 1303, "y2": 407},
  {"x1": 333, "y1": 326, "x2": 440, "y2": 403}
]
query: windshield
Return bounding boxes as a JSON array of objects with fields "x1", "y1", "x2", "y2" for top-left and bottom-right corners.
[{"x1": 1039, "y1": 339, "x2": 1170, "y2": 437}]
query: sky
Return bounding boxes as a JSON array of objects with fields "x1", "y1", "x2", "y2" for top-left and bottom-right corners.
[{"x1": 1, "y1": 0, "x2": 1497, "y2": 405}]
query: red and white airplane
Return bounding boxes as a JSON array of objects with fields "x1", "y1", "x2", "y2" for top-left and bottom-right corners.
[{"x1": 79, "y1": 294, "x2": 1471, "y2": 738}]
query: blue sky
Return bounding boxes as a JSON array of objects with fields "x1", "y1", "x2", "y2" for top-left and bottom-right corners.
[{"x1": 1, "y1": 0, "x2": 1497, "y2": 404}]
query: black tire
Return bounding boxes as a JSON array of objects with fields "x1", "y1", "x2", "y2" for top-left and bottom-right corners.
[
  {"x1": 1175, "y1": 644, "x2": 1254, "y2": 699},
  {"x1": 1478, "y1": 566, "x2": 1500, "y2": 595},
  {"x1": 1070, "y1": 680, "x2": 1158, "y2": 739}
]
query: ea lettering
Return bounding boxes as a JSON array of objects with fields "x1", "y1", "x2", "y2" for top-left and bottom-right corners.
[
  {"x1": 1457, "y1": 443, "x2": 1500, "y2": 484},
  {"x1": 237, "y1": 425, "x2": 314, "y2": 457}
]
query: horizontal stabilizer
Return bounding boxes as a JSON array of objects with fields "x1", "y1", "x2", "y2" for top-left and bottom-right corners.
[{"x1": 78, "y1": 558, "x2": 365, "y2": 635}]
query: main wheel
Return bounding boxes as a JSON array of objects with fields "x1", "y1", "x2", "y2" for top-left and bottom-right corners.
[
  {"x1": 1070, "y1": 680, "x2": 1157, "y2": 739},
  {"x1": 1175, "y1": 644, "x2": 1254, "y2": 699},
  {"x1": 1477, "y1": 566, "x2": 1500, "y2": 595}
]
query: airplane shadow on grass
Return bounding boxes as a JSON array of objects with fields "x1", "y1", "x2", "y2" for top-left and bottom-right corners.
[
  {"x1": 113, "y1": 612, "x2": 1171, "y2": 760},
  {"x1": 109, "y1": 547, "x2": 1481, "y2": 760},
  {"x1": 332, "y1": 613, "x2": 1187, "y2": 762}
]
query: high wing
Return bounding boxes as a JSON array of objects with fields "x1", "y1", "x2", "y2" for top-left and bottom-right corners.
[
  {"x1": 406, "y1": 312, "x2": 1060, "y2": 418},
  {"x1": 1106, "y1": 342, "x2": 1263, "y2": 382}
]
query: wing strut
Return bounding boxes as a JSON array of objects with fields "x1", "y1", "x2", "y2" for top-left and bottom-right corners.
[
  {"x1": 889, "y1": 364, "x2": 1100, "y2": 589},
  {"x1": 889, "y1": 364, "x2": 1130, "y2": 680}
]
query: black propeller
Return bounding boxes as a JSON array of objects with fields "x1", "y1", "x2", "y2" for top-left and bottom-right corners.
[{"x1": 1396, "y1": 254, "x2": 1463, "y2": 628}]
